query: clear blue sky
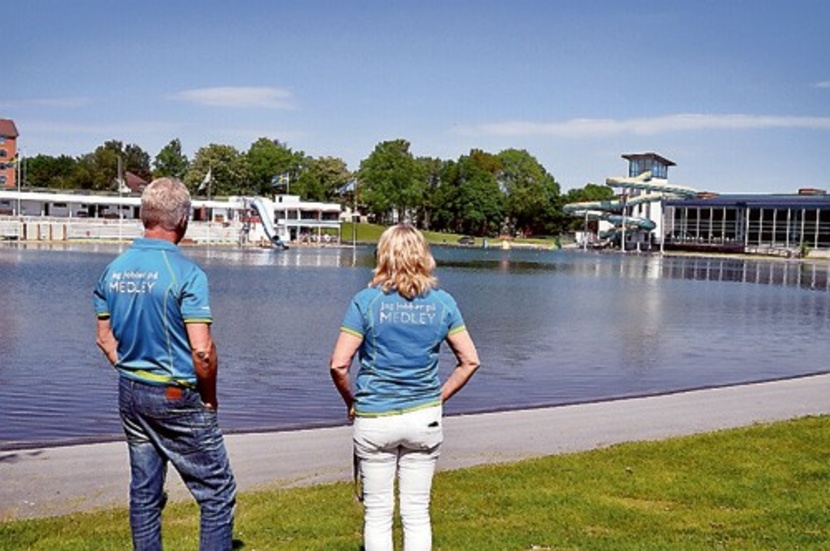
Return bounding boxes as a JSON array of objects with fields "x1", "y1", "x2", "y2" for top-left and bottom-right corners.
[{"x1": 3, "y1": 1, "x2": 829, "y2": 194}]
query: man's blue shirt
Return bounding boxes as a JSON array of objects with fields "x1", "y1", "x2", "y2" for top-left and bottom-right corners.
[
  {"x1": 340, "y1": 286, "x2": 466, "y2": 415},
  {"x1": 93, "y1": 238, "x2": 212, "y2": 386}
]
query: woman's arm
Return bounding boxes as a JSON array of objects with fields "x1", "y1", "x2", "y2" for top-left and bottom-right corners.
[
  {"x1": 329, "y1": 331, "x2": 363, "y2": 418},
  {"x1": 442, "y1": 329, "x2": 480, "y2": 402}
]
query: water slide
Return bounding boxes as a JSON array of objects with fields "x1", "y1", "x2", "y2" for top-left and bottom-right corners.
[
  {"x1": 250, "y1": 196, "x2": 289, "y2": 248},
  {"x1": 564, "y1": 171, "x2": 697, "y2": 242}
]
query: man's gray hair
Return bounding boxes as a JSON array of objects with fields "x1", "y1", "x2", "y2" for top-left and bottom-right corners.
[{"x1": 140, "y1": 177, "x2": 192, "y2": 231}]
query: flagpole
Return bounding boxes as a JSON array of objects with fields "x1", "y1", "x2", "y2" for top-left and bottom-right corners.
[
  {"x1": 206, "y1": 166, "x2": 211, "y2": 248},
  {"x1": 117, "y1": 155, "x2": 123, "y2": 244}
]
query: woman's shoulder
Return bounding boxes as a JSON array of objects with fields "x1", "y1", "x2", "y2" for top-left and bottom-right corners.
[{"x1": 425, "y1": 287, "x2": 458, "y2": 306}]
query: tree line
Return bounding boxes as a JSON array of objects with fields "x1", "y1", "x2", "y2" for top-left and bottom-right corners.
[{"x1": 23, "y1": 137, "x2": 614, "y2": 237}]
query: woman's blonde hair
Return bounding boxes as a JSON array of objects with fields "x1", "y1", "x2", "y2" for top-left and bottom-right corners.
[{"x1": 370, "y1": 224, "x2": 437, "y2": 299}]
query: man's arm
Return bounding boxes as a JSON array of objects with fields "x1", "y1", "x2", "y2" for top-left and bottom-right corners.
[
  {"x1": 96, "y1": 318, "x2": 119, "y2": 366},
  {"x1": 186, "y1": 322, "x2": 219, "y2": 410}
]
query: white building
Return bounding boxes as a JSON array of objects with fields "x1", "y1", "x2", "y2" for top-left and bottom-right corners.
[{"x1": 0, "y1": 189, "x2": 342, "y2": 246}]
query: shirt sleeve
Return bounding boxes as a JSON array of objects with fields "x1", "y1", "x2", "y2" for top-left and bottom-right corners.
[
  {"x1": 93, "y1": 271, "x2": 110, "y2": 319},
  {"x1": 340, "y1": 296, "x2": 365, "y2": 338},
  {"x1": 180, "y1": 267, "x2": 213, "y2": 323},
  {"x1": 444, "y1": 293, "x2": 467, "y2": 335}
]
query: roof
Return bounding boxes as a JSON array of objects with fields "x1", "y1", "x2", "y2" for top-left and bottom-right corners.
[
  {"x1": 125, "y1": 171, "x2": 149, "y2": 193},
  {"x1": 622, "y1": 152, "x2": 676, "y2": 167},
  {"x1": 666, "y1": 193, "x2": 830, "y2": 210},
  {"x1": 0, "y1": 119, "x2": 19, "y2": 138}
]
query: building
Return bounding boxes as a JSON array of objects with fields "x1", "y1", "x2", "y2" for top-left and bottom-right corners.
[
  {"x1": 0, "y1": 119, "x2": 19, "y2": 189},
  {"x1": 664, "y1": 189, "x2": 830, "y2": 255},
  {"x1": 0, "y1": 189, "x2": 342, "y2": 245}
]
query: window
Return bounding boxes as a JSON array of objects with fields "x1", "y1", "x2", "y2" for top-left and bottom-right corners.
[
  {"x1": 0, "y1": 150, "x2": 6, "y2": 158},
  {"x1": 0, "y1": 137, "x2": 6, "y2": 145},
  {"x1": 0, "y1": 176, "x2": 7, "y2": 184}
]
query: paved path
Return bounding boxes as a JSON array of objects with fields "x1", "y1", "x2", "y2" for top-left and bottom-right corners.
[{"x1": 2, "y1": 374, "x2": 829, "y2": 521}]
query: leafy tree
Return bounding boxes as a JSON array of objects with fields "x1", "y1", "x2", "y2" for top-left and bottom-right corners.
[
  {"x1": 153, "y1": 139, "x2": 190, "y2": 180},
  {"x1": 25, "y1": 154, "x2": 78, "y2": 189},
  {"x1": 357, "y1": 139, "x2": 425, "y2": 224},
  {"x1": 73, "y1": 140, "x2": 151, "y2": 191},
  {"x1": 432, "y1": 150, "x2": 505, "y2": 236},
  {"x1": 187, "y1": 144, "x2": 251, "y2": 197},
  {"x1": 124, "y1": 143, "x2": 152, "y2": 181},
  {"x1": 498, "y1": 149, "x2": 561, "y2": 237},
  {"x1": 246, "y1": 138, "x2": 306, "y2": 196},
  {"x1": 74, "y1": 140, "x2": 122, "y2": 191},
  {"x1": 293, "y1": 156, "x2": 351, "y2": 202},
  {"x1": 414, "y1": 156, "x2": 444, "y2": 230}
]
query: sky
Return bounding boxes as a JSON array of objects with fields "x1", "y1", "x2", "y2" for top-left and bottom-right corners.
[{"x1": 3, "y1": 1, "x2": 829, "y2": 194}]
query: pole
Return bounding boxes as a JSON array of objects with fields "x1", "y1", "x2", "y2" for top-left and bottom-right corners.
[
  {"x1": 352, "y1": 178, "x2": 358, "y2": 266},
  {"x1": 117, "y1": 155, "x2": 123, "y2": 244},
  {"x1": 620, "y1": 188, "x2": 628, "y2": 252},
  {"x1": 583, "y1": 210, "x2": 588, "y2": 251}
]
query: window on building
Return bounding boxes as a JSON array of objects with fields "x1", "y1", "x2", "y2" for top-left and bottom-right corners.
[
  {"x1": 0, "y1": 176, "x2": 7, "y2": 184},
  {"x1": 0, "y1": 150, "x2": 7, "y2": 158}
]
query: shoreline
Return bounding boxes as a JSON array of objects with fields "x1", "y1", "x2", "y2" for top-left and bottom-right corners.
[
  {"x1": 3, "y1": 372, "x2": 829, "y2": 521},
  {"x1": 3, "y1": 370, "x2": 829, "y2": 454}
]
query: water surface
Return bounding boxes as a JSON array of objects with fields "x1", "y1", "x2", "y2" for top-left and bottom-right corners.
[{"x1": 1, "y1": 243, "x2": 828, "y2": 448}]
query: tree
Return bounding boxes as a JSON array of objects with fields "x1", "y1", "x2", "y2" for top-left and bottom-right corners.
[
  {"x1": 295, "y1": 156, "x2": 352, "y2": 202},
  {"x1": 187, "y1": 144, "x2": 251, "y2": 197},
  {"x1": 124, "y1": 143, "x2": 152, "y2": 182},
  {"x1": 414, "y1": 156, "x2": 444, "y2": 230},
  {"x1": 246, "y1": 138, "x2": 306, "y2": 196},
  {"x1": 73, "y1": 140, "x2": 151, "y2": 191},
  {"x1": 432, "y1": 150, "x2": 505, "y2": 237},
  {"x1": 498, "y1": 149, "x2": 561, "y2": 236},
  {"x1": 357, "y1": 139, "x2": 424, "y2": 224},
  {"x1": 153, "y1": 139, "x2": 190, "y2": 180},
  {"x1": 25, "y1": 154, "x2": 78, "y2": 189}
]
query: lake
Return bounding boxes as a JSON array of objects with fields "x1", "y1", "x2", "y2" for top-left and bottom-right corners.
[{"x1": 1, "y1": 243, "x2": 828, "y2": 448}]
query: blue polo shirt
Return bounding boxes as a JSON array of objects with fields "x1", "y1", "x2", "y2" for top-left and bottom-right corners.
[
  {"x1": 93, "y1": 238, "x2": 212, "y2": 387},
  {"x1": 340, "y1": 286, "x2": 467, "y2": 416}
]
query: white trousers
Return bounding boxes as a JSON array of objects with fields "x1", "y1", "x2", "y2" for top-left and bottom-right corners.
[{"x1": 353, "y1": 405, "x2": 443, "y2": 551}]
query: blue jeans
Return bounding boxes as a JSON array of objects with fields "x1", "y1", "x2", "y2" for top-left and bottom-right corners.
[{"x1": 119, "y1": 377, "x2": 237, "y2": 551}]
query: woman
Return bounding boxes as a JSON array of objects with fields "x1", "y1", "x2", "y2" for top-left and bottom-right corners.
[{"x1": 330, "y1": 223, "x2": 480, "y2": 551}]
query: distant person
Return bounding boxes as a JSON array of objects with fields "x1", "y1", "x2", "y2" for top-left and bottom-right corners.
[
  {"x1": 330, "y1": 223, "x2": 481, "y2": 551},
  {"x1": 93, "y1": 177, "x2": 236, "y2": 550}
]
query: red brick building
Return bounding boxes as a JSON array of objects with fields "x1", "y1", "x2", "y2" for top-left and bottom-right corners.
[{"x1": 0, "y1": 119, "x2": 19, "y2": 189}]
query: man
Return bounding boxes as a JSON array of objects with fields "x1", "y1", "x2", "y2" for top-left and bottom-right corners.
[{"x1": 93, "y1": 177, "x2": 236, "y2": 550}]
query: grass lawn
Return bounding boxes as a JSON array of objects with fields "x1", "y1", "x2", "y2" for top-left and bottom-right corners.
[
  {"x1": 2, "y1": 415, "x2": 827, "y2": 550},
  {"x1": 340, "y1": 222, "x2": 562, "y2": 249}
]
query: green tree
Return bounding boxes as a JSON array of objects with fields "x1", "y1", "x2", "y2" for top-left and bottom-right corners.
[
  {"x1": 498, "y1": 149, "x2": 561, "y2": 236},
  {"x1": 293, "y1": 156, "x2": 351, "y2": 202},
  {"x1": 73, "y1": 140, "x2": 151, "y2": 191},
  {"x1": 153, "y1": 139, "x2": 190, "y2": 180},
  {"x1": 246, "y1": 138, "x2": 306, "y2": 196},
  {"x1": 357, "y1": 139, "x2": 424, "y2": 224},
  {"x1": 124, "y1": 143, "x2": 152, "y2": 182},
  {"x1": 414, "y1": 156, "x2": 444, "y2": 230},
  {"x1": 432, "y1": 150, "x2": 505, "y2": 236},
  {"x1": 25, "y1": 154, "x2": 78, "y2": 189},
  {"x1": 187, "y1": 144, "x2": 251, "y2": 197}
]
